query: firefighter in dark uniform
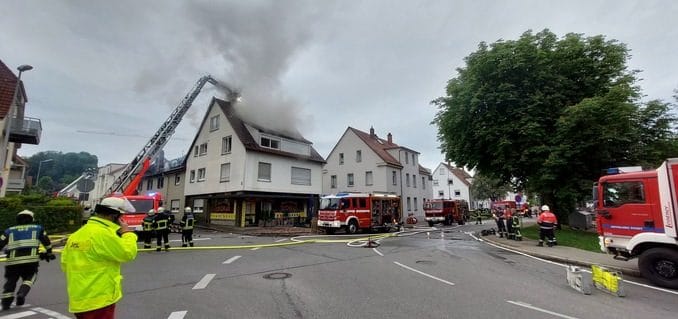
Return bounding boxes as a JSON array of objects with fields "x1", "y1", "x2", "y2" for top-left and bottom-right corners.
[
  {"x1": 180, "y1": 207, "x2": 195, "y2": 247},
  {"x1": 142, "y1": 209, "x2": 156, "y2": 249},
  {"x1": 504, "y1": 207, "x2": 514, "y2": 239},
  {"x1": 154, "y1": 207, "x2": 171, "y2": 251},
  {"x1": 0, "y1": 210, "x2": 54, "y2": 310}
]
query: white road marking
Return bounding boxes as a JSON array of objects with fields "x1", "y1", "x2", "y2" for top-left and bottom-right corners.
[
  {"x1": 32, "y1": 307, "x2": 71, "y2": 319},
  {"x1": 169, "y1": 238, "x2": 211, "y2": 242},
  {"x1": 168, "y1": 310, "x2": 188, "y2": 319},
  {"x1": 192, "y1": 274, "x2": 216, "y2": 290},
  {"x1": 393, "y1": 261, "x2": 455, "y2": 286},
  {"x1": 507, "y1": 300, "x2": 580, "y2": 319},
  {"x1": 372, "y1": 248, "x2": 384, "y2": 256},
  {"x1": 0, "y1": 311, "x2": 37, "y2": 319},
  {"x1": 250, "y1": 247, "x2": 261, "y2": 251},
  {"x1": 274, "y1": 238, "x2": 288, "y2": 243},
  {"x1": 222, "y1": 255, "x2": 242, "y2": 264},
  {"x1": 468, "y1": 232, "x2": 678, "y2": 296}
]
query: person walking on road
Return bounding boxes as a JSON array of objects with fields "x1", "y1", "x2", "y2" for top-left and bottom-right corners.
[
  {"x1": 61, "y1": 197, "x2": 138, "y2": 319},
  {"x1": 180, "y1": 207, "x2": 195, "y2": 247},
  {"x1": 154, "y1": 207, "x2": 172, "y2": 251},
  {"x1": 493, "y1": 208, "x2": 506, "y2": 238},
  {"x1": 142, "y1": 209, "x2": 156, "y2": 249},
  {"x1": 0, "y1": 210, "x2": 54, "y2": 310},
  {"x1": 537, "y1": 205, "x2": 558, "y2": 247}
]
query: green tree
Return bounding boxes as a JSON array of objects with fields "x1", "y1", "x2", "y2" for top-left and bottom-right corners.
[
  {"x1": 432, "y1": 29, "x2": 677, "y2": 221},
  {"x1": 470, "y1": 172, "x2": 513, "y2": 203},
  {"x1": 26, "y1": 151, "x2": 98, "y2": 193}
]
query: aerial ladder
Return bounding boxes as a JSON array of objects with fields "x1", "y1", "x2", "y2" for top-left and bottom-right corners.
[{"x1": 106, "y1": 75, "x2": 238, "y2": 196}]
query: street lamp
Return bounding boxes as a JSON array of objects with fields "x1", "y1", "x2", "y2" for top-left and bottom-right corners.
[
  {"x1": 1, "y1": 64, "x2": 33, "y2": 174},
  {"x1": 36, "y1": 159, "x2": 54, "y2": 184}
]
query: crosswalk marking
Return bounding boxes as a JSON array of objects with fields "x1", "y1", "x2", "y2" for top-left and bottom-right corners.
[
  {"x1": 222, "y1": 256, "x2": 241, "y2": 264},
  {"x1": 192, "y1": 274, "x2": 216, "y2": 290},
  {"x1": 32, "y1": 307, "x2": 71, "y2": 319},
  {"x1": 0, "y1": 311, "x2": 37, "y2": 319}
]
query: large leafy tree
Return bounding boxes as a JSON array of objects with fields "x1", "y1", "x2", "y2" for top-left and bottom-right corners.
[{"x1": 432, "y1": 29, "x2": 678, "y2": 220}]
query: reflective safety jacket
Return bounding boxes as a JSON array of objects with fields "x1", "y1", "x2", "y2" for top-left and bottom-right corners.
[
  {"x1": 180, "y1": 213, "x2": 195, "y2": 230},
  {"x1": 142, "y1": 215, "x2": 155, "y2": 231},
  {"x1": 0, "y1": 224, "x2": 52, "y2": 266},
  {"x1": 154, "y1": 213, "x2": 170, "y2": 230},
  {"x1": 537, "y1": 211, "x2": 558, "y2": 229},
  {"x1": 60, "y1": 216, "x2": 137, "y2": 313}
]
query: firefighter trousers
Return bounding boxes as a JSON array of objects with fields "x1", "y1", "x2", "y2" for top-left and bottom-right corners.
[
  {"x1": 156, "y1": 229, "x2": 170, "y2": 250},
  {"x1": 181, "y1": 229, "x2": 194, "y2": 247},
  {"x1": 495, "y1": 218, "x2": 506, "y2": 237},
  {"x1": 143, "y1": 231, "x2": 155, "y2": 249},
  {"x1": 2, "y1": 263, "x2": 38, "y2": 309},
  {"x1": 506, "y1": 219, "x2": 514, "y2": 238},
  {"x1": 539, "y1": 228, "x2": 556, "y2": 246}
]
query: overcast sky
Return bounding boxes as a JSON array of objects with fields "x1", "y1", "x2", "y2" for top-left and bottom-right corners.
[{"x1": 1, "y1": 0, "x2": 677, "y2": 172}]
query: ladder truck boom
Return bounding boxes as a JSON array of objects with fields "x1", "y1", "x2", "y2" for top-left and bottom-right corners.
[{"x1": 107, "y1": 75, "x2": 238, "y2": 196}]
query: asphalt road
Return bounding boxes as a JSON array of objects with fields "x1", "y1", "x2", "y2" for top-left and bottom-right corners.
[{"x1": 3, "y1": 223, "x2": 678, "y2": 319}]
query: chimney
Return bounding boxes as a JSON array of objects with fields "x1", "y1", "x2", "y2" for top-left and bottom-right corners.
[
  {"x1": 370, "y1": 126, "x2": 375, "y2": 137},
  {"x1": 387, "y1": 132, "x2": 392, "y2": 144}
]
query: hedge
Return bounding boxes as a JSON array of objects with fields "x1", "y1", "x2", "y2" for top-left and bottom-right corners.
[{"x1": 0, "y1": 196, "x2": 82, "y2": 234}]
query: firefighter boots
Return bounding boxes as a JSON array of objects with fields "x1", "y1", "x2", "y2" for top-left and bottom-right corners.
[{"x1": 537, "y1": 241, "x2": 544, "y2": 247}]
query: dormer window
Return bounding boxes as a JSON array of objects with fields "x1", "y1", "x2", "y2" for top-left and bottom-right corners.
[{"x1": 261, "y1": 136, "x2": 280, "y2": 149}]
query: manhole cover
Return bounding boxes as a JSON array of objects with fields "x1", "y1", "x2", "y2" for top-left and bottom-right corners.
[
  {"x1": 415, "y1": 260, "x2": 435, "y2": 265},
  {"x1": 263, "y1": 272, "x2": 292, "y2": 280}
]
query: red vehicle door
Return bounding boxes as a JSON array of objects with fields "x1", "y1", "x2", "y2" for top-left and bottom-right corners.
[{"x1": 598, "y1": 176, "x2": 662, "y2": 236}]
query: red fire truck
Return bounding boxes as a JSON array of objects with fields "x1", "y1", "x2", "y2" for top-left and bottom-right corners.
[
  {"x1": 317, "y1": 193, "x2": 401, "y2": 234},
  {"x1": 423, "y1": 199, "x2": 468, "y2": 227},
  {"x1": 594, "y1": 160, "x2": 678, "y2": 288}
]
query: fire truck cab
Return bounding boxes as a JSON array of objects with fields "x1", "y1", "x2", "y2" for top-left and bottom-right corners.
[
  {"x1": 113, "y1": 192, "x2": 163, "y2": 232},
  {"x1": 423, "y1": 199, "x2": 468, "y2": 227},
  {"x1": 317, "y1": 193, "x2": 401, "y2": 234},
  {"x1": 595, "y1": 160, "x2": 678, "y2": 288}
]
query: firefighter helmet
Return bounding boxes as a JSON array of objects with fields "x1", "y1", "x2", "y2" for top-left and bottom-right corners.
[
  {"x1": 148, "y1": 209, "x2": 156, "y2": 216},
  {"x1": 157, "y1": 207, "x2": 165, "y2": 213},
  {"x1": 184, "y1": 207, "x2": 192, "y2": 213},
  {"x1": 17, "y1": 210, "x2": 34, "y2": 218},
  {"x1": 97, "y1": 197, "x2": 135, "y2": 215},
  {"x1": 541, "y1": 205, "x2": 550, "y2": 211}
]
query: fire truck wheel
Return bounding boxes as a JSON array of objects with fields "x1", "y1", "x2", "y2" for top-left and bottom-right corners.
[
  {"x1": 346, "y1": 220, "x2": 358, "y2": 234},
  {"x1": 428, "y1": 221, "x2": 435, "y2": 227},
  {"x1": 638, "y1": 247, "x2": 678, "y2": 289}
]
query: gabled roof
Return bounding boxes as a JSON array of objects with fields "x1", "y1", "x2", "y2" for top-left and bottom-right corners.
[
  {"x1": 418, "y1": 164, "x2": 432, "y2": 176},
  {"x1": 347, "y1": 127, "x2": 403, "y2": 168},
  {"x1": 0, "y1": 59, "x2": 27, "y2": 119},
  {"x1": 442, "y1": 162, "x2": 472, "y2": 186},
  {"x1": 185, "y1": 98, "x2": 325, "y2": 164}
]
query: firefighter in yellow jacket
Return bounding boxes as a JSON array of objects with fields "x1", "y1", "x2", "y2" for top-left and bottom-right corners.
[{"x1": 61, "y1": 197, "x2": 138, "y2": 319}]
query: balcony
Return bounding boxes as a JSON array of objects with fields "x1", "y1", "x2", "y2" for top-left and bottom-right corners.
[
  {"x1": 6, "y1": 178, "x2": 25, "y2": 192},
  {"x1": 9, "y1": 116, "x2": 42, "y2": 145}
]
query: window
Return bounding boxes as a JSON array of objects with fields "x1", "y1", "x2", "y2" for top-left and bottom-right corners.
[
  {"x1": 261, "y1": 136, "x2": 280, "y2": 149},
  {"x1": 220, "y1": 163, "x2": 230, "y2": 182},
  {"x1": 438, "y1": 191, "x2": 444, "y2": 197},
  {"x1": 171, "y1": 200, "x2": 180, "y2": 213},
  {"x1": 258, "y1": 162, "x2": 271, "y2": 181},
  {"x1": 392, "y1": 171, "x2": 397, "y2": 185},
  {"x1": 347, "y1": 173, "x2": 354, "y2": 187},
  {"x1": 193, "y1": 146, "x2": 198, "y2": 157},
  {"x1": 199, "y1": 143, "x2": 208, "y2": 156},
  {"x1": 603, "y1": 181, "x2": 645, "y2": 207},
  {"x1": 413, "y1": 174, "x2": 417, "y2": 188},
  {"x1": 356, "y1": 150, "x2": 362, "y2": 163},
  {"x1": 146, "y1": 178, "x2": 153, "y2": 190},
  {"x1": 407, "y1": 197, "x2": 411, "y2": 211},
  {"x1": 331, "y1": 175, "x2": 337, "y2": 188},
  {"x1": 455, "y1": 190, "x2": 461, "y2": 197},
  {"x1": 433, "y1": 179, "x2": 439, "y2": 186},
  {"x1": 440, "y1": 169, "x2": 445, "y2": 175},
  {"x1": 197, "y1": 168, "x2": 206, "y2": 182},
  {"x1": 412, "y1": 154, "x2": 415, "y2": 166},
  {"x1": 210, "y1": 115, "x2": 219, "y2": 131},
  {"x1": 193, "y1": 199, "x2": 204, "y2": 213},
  {"x1": 405, "y1": 152, "x2": 409, "y2": 164},
  {"x1": 291, "y1": 167, "x2": 311, "y2": 185},
  {"x1": 339, "y1": 153, "x2": 344, "y2": 165},
  {"x1": 157, "y1": 177, "x2": 164, "y2": 189},
  {"x1": 414, "y1": 198, "x2": 418, "y2": 211},
  {"x1": 406, "y1": 174, "x2": 410, "y2": 187},
  {"x1": 365, "y1": 171, "x2": 373, "y2": 186},
  {"x1": 222, "y1": 136, "x2": 232, "y2": 154},
  {"x1": 175, "y1": 174, "x2": 181, "y2": 185},
  {"x1": 422, "y1": 177, "x2": 426, "y2": 189}
]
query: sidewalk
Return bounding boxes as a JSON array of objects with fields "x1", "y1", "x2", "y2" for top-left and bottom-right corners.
[{"x1": 481, "y1": 233, "x2": 641, "y2": 277}]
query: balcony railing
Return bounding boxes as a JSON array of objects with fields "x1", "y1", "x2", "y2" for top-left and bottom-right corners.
[
  {"x1": 7, "y1": 178, "x2": 25, "y2": 191},
  {"x1": 9, "y1": 116, "x2": 42, "y2": 145}
]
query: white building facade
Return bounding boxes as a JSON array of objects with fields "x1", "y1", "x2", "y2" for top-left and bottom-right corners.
[{"x1": 431, "y1": 163, "x2": 475, "y2": 208}]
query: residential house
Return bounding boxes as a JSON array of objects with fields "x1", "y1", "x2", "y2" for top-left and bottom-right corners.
[
  {"x1": 87, "y1": 163, "x2": 126, "y2": 207},
  {"x1": 184, "y1": 98, "x2": 325, "y2": 227},
  {"x1": 58, "y1": 172, "x2": 96, "y2": 205},
  {"x1": 0, "y1": 59, "x2": 42, "y2": 196},
  {"x1": 322, "y1": 127, "x2": 433, "y2": 218},
  {"x1": 139, "y1": 156, "x2": 186, "y2": 220},
  {"x1": 431, "y1": 163, "x2": 475, "y2": 207}
]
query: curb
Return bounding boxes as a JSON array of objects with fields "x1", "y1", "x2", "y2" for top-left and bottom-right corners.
[
  {"x1": 480, "y1": 234, "x2": 642, "y2": 278},
  {"x1": 196, "y1": 225, "x2": 314, "y2": 237}
]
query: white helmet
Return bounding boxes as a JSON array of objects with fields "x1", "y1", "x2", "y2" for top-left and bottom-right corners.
[
  {"x1": 147, "y1": 209, "x2": 156, "y2": 216},
  {"x1": 184, "y1": 207, "x2": 192, "y2": 213},
  {"x1": 99, "y1": 197, "x2": 135, "y2": 214},
  {"x1": 157, "y1": 207, "x2": 165, "y2": 213},
  {"x1": 18, "y1": 210, "x2": 34, "y2": 218},
  {"x1": 541, "y1": 205, "x2": 550, "y2": 211}
]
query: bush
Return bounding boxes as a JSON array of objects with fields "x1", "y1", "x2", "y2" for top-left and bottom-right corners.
[{"x1": 0, "y1": 195, "x2": 81, "y2": 234}]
